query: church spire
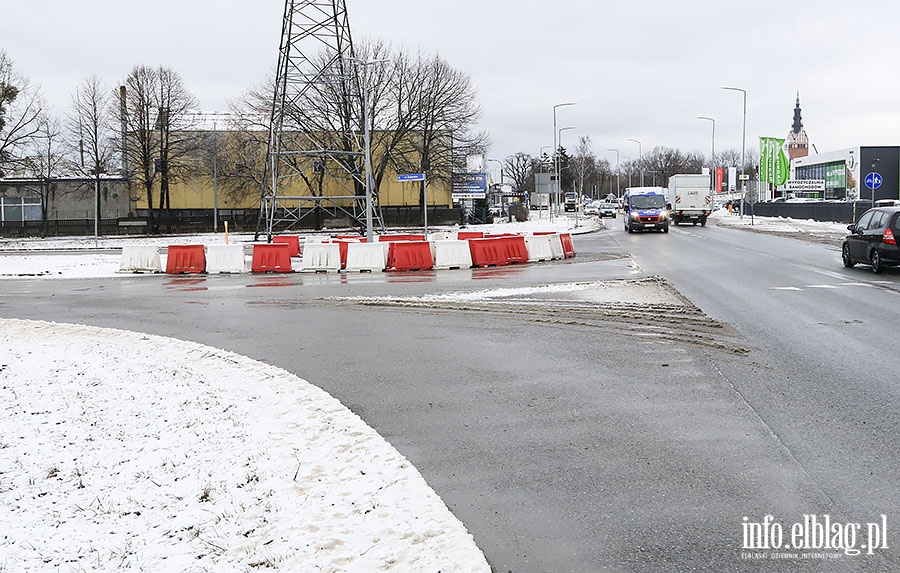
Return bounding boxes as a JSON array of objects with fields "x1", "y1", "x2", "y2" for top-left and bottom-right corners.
[
  {"x1": 787, "y1": 90, "x2": 809, "y2": 159},
  {"x1": 792, "y1": 90, "x2": 803, "y2": 135}
]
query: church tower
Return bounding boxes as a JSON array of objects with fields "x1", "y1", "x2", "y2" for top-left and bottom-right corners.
[{"x1": 787, "y1": 92, "x2": 810, "y2": 160}]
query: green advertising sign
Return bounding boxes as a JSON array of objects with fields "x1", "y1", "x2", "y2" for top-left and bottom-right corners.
[{"x1": 759, "y1": 137, "x2": 789, "y2": 186}]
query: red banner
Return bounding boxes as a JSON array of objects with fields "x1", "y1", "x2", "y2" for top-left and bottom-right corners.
[{"x1": 715, "y1": 167, "x2": 724, "y2": 193}]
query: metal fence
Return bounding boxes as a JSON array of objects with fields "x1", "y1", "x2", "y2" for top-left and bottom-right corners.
[{"x1": 741, "y1": 201, "x2": 873, "y2": 224}]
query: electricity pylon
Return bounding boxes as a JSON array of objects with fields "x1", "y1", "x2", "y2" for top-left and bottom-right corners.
[{"x1": 257, "y1": 0, "x2": 382, "y2": 240}]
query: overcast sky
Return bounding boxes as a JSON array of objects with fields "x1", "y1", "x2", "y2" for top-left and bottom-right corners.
[{"x1": 5, "y1": 0, "x2": 900, "y2": 170}]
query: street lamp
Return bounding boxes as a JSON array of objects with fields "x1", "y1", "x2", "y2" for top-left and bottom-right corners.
[
  {"x1": 553, "y1": 102, "x2": 576, "y2": 218},
  {"x1": 627, "y1": 138, "x2": 643, "y2": 186},
  {"x1": 352, "y1": 57, "x2": 390, "y2": 241},
  {"x1": 606, "y1": 148, "x2": 620, "y2": 198},
  {"x1": 719, "y1": 86, "x2": 747, "y2": 200},
  {"x1": 558, "y1": 126, "x2": 575, "y2": 220}
]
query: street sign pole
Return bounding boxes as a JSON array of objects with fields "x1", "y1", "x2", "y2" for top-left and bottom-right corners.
[{"x1": 398, "y1": 173, "x2": 428, "y2": 234}]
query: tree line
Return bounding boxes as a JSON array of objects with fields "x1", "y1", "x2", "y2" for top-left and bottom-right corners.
[
  {"x1": 502, "y1": 137, "x2": 760, "y2": 200},
  {"x1": 0, "y1": 40, "x2": 487, "y2": 233}
]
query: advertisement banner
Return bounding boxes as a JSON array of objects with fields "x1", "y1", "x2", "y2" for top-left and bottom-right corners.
[
  {"x1": 451, "y1": 173, "x2": 488, "y2": 200},
  {"x1": 728, "y1": 167, "x2": 737, "y2": 192},
  {"x1": 759, "y1": 137, "x2": 790, "y2": 186},
  {"x1": 715, "y1": 167, "x2": 724, "y2": 193}
]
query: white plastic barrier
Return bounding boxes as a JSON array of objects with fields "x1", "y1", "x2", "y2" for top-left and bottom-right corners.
[
  {"x1": 432, "y1": 240, "x2": 473, "y2": 270},
  {"x1": 427, "y1": 231, "x2": 453, "y2": 242},
  {"x1": 118, "y1": 245, "x2": 162, "y2": 273},
  {"x1": 345, "y1": 242, "x2": 389, "y2": 272},
  {"x1": 300, "y1": 243, "x2": 342, "y2": 272},
  {"x1": 547, "y1": 234, "x2": 565, "y2": 260},
  {"x1": 206, "y1": 245, "x2": 246, "y2": 273},
  {"x1": 524, "y1": 235, "x2": 554, "y2": 262}
]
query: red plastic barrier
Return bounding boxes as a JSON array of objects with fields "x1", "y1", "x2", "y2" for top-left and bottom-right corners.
[
  {"x1": 251, "y1": 243, "x2": 293, "y2": 272},
  {"x1": 560, "y1": 233, "x2": 576, "y2": 258},
  {"x1": 457, "y1": 231, "x2": 484, "y2": 240},
  {"x1": 468, "y1": 236, "x2": 529, "y2": 267},
  {"x1": 165, "y1": 245, "x2": 206, "y2": 274},
  {"x1": 378, "y1": 234, "x2": 426, "y2": 242},
  {"x1": 387, "y1": 241, "x2": 433, "y2": 271},
  {"x1": 500, "y1": 235, "x2": 529, "y2": 264},
  {"x1": 533, "y1": 231, "x2": 557, "y2": 235},
  {"x1": 333, "y1": 240, "x2": 352, "y2": 269},
  {"x1": 335, "y1": 235, "x2": 367, "y2": 242},
  {"x1": 483, "y1": 233, "x2": 521, "y2": 238},
  {"x1": 272, "y1": 235, "x2": 301, "y2": 257}
]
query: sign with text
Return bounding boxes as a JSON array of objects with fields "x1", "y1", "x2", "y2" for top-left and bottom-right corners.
[
  {"x1": 451, "y1": 173, "x2": 487, "y2": 200},
  {"x1": 397, "y1": 173, "x2": 425, "y2": 182},
  {"x1": 760, "y1": 137, "x2": 790, "y2": 186},
  {"x1": 785, "y1": 179, "x2": 825, "y2": 191}
]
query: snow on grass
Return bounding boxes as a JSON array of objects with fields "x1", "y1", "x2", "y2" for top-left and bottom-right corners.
[{"x1": 0, "y1": 319, "x2": 490, "y2": 571}]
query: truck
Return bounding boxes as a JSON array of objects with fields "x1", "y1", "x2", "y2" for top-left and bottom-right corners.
[
  {"x1": 667, "y1": 174, "x2": 713, "y2": 226},
  {"x1": 622, "y1": 186, "x2": 669, "y2": 233},
  {"x1": 564, "y1": 191, "x2": 578, "y2": 212}
]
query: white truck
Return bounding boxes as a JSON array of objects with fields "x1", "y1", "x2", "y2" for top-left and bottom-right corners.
[{"x1": 667, "y1": 174, "x2": 713, "y2": 226}]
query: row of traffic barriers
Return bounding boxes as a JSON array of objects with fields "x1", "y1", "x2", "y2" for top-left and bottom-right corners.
[{"x1": 117, "y1": 232, "x2": 576, "y2": 274}]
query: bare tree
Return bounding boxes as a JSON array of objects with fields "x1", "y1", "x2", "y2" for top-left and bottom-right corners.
[
  {"x1": 21, "y1": 116, "x2": 69, "y2": 233},
  {"x1": 242, "y1": 38, "x2": 488, "y2": 231},
  {"x1": 571, "y1": 135, "x2": 598, "y2": 199},
  {"x1": 0, "y1": 51, "x2": 45, "y2": 177},
  {"x1": 70, "y1": 75, "x2": 117, "y2": 230},
  {"x1": 503, "y1": 152, "x2": 533, "y2": 193},
  {"x1": 119, "y1": 65, "x2": 197, "y2": 232}
]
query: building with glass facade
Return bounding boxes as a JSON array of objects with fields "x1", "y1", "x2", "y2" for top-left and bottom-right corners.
[{"x1": 791, "y1": 146, "x2": 899, "y2": 202}]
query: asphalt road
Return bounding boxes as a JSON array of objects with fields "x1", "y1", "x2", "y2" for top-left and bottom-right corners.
[{"x1": 1, "y1": 219, "x2": 896, "y2": 572}]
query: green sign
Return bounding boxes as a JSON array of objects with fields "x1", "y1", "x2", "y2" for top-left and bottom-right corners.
[{"x1": 759, "y1": 137, "x2": 789, "y2": 186}]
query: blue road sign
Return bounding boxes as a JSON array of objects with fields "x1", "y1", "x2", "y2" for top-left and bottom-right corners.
[
  {"x1": 865, "y1": 172, "x2": 883, "y2": 190},
  {"x1": 398, "y1": 173, "x2": 426, "y2": 182}
]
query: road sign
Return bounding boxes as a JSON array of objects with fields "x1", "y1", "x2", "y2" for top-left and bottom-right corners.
[
  {"x1": 865, "y1": 172, "x2": 883, "y2": 190},
  {"x1": 398, "y1": 173, "x2": 425, "y2": 182}
]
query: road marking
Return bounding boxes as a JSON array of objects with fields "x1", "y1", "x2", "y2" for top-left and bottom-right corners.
[
  {"x1": 771, "y1": 286, "x2": 803, "y2": 291},
  {"x1": 806, "y1": 284, "x2": 839, "y2": 289}
]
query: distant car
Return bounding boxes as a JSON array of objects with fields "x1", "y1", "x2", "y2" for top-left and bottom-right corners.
[
  {"x1": 842, "y1": 206, "x2": 900, "y2": 273},
  {"x1": 584, "y1": 201, "x2": 601, "y2": 216},
  {"x1": 598, "y1": 202, "x2": 617, "y2": 218}
]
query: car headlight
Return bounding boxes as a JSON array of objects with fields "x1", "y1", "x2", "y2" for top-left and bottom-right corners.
[
  {"x1": 659, "y1": 210, "x2": 668, "y2": 220},
  {"x1": 631, "y1": 212, "x2": 641, "y2": 220}
]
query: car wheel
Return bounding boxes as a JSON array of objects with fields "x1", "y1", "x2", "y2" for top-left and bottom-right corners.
[
  {"x1": 842, "y1": 243, "x2": 855, "y2": 268},
  {"x1": 871, "y1": 250, "x2": 883, "y2": 274},
  {"x1": 662, "y1": 225, "x2": 669, "y2": 233}
]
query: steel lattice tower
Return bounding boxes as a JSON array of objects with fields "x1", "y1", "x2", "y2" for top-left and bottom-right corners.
[{"x1": 257, "y1": 0, "x2": 380, "y2": 239}]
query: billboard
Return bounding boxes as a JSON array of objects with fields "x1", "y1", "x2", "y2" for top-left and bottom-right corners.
[{"x1": 452, "y1": 173, "x2": 488, "y2": 200}]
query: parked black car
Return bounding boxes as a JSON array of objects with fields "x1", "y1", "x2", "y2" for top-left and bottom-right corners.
[{"x1": 842, "y1": 206, "x2": 900, "y2": 273}]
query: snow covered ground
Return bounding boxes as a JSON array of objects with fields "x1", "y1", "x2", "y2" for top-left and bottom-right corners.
[{"x1": 0, "y1": 211, "x2": 847, "y2": 570}]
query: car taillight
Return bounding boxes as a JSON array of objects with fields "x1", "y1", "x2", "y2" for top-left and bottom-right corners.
[{"x1": 884, "y1": 227, "x2": 896, "y2": 245}]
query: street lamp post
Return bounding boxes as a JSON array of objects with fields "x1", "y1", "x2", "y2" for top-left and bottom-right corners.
[
  {"x1": 553, "y1": 102, "x2": 576, "y2": 219},
  {"x1": 353, "y1": 58, "x2": 389, "y2": 241},
  {"x1": 607, "y1": 148, "x2": 620, "y2": 198},
  {"x1": 720, "y1": 87, "x2": 747, "y2": 206},
  {"x1": 627, "y1": 138, "x2": 643, "y2": 186},
  {"x1": 487, "y1": 157, "x2": 504, "y2": 220},
  {"x1": 558, "y1": 126, "x2": 575, "y2": 206},
  {"x1": 558, "y1": 126, "x2": 575, "y2": 222}
]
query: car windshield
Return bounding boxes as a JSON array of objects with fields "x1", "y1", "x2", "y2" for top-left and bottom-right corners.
[
  {"x1": 601, "y1": 203, "x2": 616, "y2": 208},
  {"x1": 631, "y1": 195, "x2": 665, "y2": 209}
]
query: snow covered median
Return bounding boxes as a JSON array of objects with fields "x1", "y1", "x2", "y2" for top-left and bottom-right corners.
[{"x1": 0, "y1": 319, "x2": 489, "y2": 571}]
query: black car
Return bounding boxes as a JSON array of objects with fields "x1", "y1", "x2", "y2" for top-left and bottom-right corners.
[{"x1": 842, "y1": 206, "x2": 900, "y2": 273}]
